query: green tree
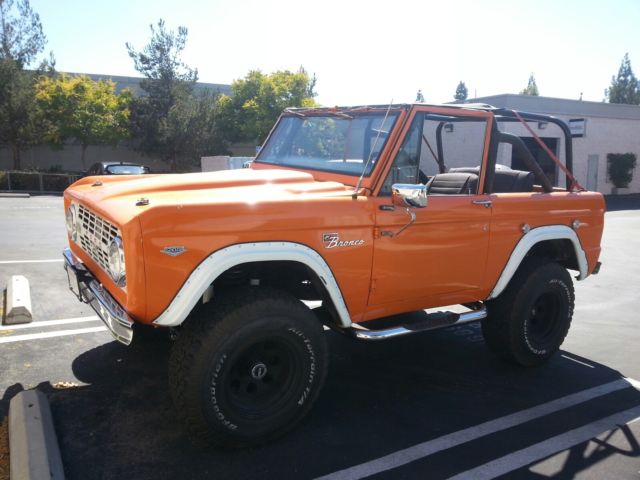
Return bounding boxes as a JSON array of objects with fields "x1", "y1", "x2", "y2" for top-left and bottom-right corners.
[
  {"x1": 0, "y1": 59, "x2": 43, "y2": 169},
  {"x1": 0, "y1": 0, "x2": 45, "y2": 67},
  {"x1": 219, "y1": 68, "x2": 317, "y2": 144},
  {"x1": 36, "y1": 75, "x2": 132, "y2": 169},
  {"x1": 520, "y1": 73, "x2": 539, "y2": 96},
  {"x1": 0, "y1": 0, "x2": 49, "y2": 169},
  {"x1": 454, "y1": 81, "x2": 468, "y2": 101},
  {"x1": 126, "y1": 19, "x2": 204, "y2": 170},
  {"x1": 605, "y1": 53, "x2": 640, "y2": 105},
  {"x1": 156, "y1": 90, "x2": 230, "y2": 170}
]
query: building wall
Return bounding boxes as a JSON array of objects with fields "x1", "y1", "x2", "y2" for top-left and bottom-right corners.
[
  {"x1": 65, "y1": 72, "x2": 232, "y2": 97},
  {"x1": 501, "y1": 115, "x2": 640, "y2": 194},
  {"x1": 0, "y1": 144, "x2": 170, "y2": 173},
  {"x1": 563, "y1": 115, "x2": 640, "y2": 194}
]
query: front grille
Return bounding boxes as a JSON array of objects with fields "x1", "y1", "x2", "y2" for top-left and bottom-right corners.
[{"x1": 77, "y1": 204, "x2": 121, "y2": 274}]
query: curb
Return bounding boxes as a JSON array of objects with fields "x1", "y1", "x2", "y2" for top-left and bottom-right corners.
[
  {"x1": 4, "y1": 276, "x2": 33, "y2": 325},
  {"x1": 9, "y1": 390, "x2": 65, "y2": 480},
  {"x1": 0, "y1": 193, "x2": 30, "y2": 198}
]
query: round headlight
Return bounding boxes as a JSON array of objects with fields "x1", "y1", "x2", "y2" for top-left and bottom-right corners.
[
  {"x1": 66, "y1": 204, "x2": 77, "y2": 241},
  {"x1": 108, "y1": 236, "x2": 126, "y2": 287}
]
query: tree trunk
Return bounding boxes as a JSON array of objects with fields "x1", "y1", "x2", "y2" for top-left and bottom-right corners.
[
  {"x1": 171, "y1": 153, "x2": 177, "y2": 172},
  {"x1": 81, "y1": 144, "x2": 88, "y2": 170},
  {"x1": 11, "y1": 144, "x2": 21, "y2": 170}
]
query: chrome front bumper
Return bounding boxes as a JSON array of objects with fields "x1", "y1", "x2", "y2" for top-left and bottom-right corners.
[{"x1": 63, "y1": 248, "x2": 134, "y2": 345}]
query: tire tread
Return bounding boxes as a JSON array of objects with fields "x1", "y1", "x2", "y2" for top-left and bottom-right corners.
[{"x1": 168, "y1": 287, "x2": 327, "y2": 447}]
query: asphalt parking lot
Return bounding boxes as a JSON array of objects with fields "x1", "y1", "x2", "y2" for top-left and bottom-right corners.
[{"x1": 1, "y1": 194, "x2": 640, "y2": 480}]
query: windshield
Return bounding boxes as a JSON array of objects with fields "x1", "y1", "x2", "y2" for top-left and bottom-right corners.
[
  {"x1": 106, "y1": 165, "x2": 150, "y2": 175},
  {"x1": 255, "y1": 112, "x2": 399, "y2": 177}
]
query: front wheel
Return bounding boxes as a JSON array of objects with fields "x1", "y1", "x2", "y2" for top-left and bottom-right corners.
[
  {"x1": 482, "y1": 259, "x2": 574, "y2": 367},
  {"x1": 169, "y1": 287, "x2": 328, "y2": 447}
]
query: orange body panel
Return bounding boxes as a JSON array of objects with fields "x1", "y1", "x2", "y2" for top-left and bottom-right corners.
[
  {"x1": 485, "y1": 191, "x2": 605, "y2": 283},
  {"x1": 63, "y1": 104, "x2": 605, "y2": 328}
]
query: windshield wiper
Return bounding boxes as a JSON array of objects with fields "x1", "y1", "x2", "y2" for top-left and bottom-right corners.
[
  {"x1": 325, "y1": 111, "x2": 353, "y2": 120},
  {"x1": 284, "y1": 109, "x2": 307, "y2": 118}
]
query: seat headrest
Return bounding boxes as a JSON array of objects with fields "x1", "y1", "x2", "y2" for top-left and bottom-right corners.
[{"x1": 449, "y1": 166, "x2": 480, "y2": 175}]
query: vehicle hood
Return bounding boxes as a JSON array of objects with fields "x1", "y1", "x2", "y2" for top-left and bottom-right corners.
[{"x1": 65, "y1": 168, "x2": 353, "y2": 225}]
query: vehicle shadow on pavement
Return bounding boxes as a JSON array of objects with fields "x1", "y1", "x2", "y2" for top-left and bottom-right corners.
[{"x1": 28, "y1": 324, "x2": 640, "y2": 480}]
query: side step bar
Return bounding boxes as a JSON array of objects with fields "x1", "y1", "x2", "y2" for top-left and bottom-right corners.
[{"x1": 348, "y1": 306, "x2": 487, "y2": 341}]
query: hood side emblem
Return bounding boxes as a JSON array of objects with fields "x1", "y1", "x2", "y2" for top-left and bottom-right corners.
[{"x1": 161, "y1": 246, "x2": 187, "y2": 257}]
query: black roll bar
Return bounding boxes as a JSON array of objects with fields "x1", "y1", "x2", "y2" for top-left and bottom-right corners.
[{"x1": 492, "y1": 109, "x2": 574, "y2": 190}]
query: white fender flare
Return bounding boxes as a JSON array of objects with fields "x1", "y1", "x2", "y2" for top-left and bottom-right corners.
[
  {"x1": 153, "y1": 242, "x2": 352, "y2": 328},
  {"x1": 487, "y1": 225, "x2": 588, "y2": 300}
]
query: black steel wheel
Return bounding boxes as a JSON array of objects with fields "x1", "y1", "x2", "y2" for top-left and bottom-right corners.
[
  {"x1": 222, "y1": 335, "x2": 307, "y2": 420},
  {"x1": 169, "y1": 287, "x2": 327, "y2": 447},
  {"x1": 525, "y1": 292, "x2": 564, "y2": 350},
  {"x1": 482, "y1": 259, "x2": 574, "y2": 366}
]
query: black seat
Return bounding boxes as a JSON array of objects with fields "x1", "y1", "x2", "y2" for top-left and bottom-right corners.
[
  {"x1": 449, "y1": 166, "x2": 534, "y2": 193},
  {"x1": 427, "y1": 172, "x2": 479, "y2": 195},
  {"x1": 492, "y1": 169, "x2": 534, "y2": 193}
]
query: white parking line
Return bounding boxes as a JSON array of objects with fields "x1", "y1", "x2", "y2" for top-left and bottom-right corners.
[
  {"x1": 0, "y1": 316, "x2": 100, "y2": 331},
  {"x1": 0, "y1": 259, "x2": 63, "y2": 264},
  {"x1": 0, "y1": 326, "x2": 108, "y2": 344},
  {"x1": 447, "y1": 406, "x2": 640, "y2": 480},
  {"x1": 561, "y1": 354, "x2": 596, "y2": 368},
  {"x1": 315, "y1": 378, "x2": 640, "y2": 480}
]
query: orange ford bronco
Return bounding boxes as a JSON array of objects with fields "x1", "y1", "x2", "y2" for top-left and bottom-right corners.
[{"x1": 63, "y1": 103, "x2": 604, "y2": 447}]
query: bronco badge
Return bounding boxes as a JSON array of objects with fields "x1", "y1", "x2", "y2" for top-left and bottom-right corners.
[
  {"x1": 322, "y1": 233, "x2": 365, "y2": 249},
  {"x1": 161, "y1": 246, "x2": 187, "y2": 257}
]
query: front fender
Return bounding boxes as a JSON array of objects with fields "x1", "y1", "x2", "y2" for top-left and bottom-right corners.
[{"x1": 152, "y1": 242, "x2": 352, "y2": 328}]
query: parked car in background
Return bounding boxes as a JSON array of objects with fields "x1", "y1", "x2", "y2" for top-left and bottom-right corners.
[{"x1": 86, "y1": 162, "x2": 151, "y2": 176}]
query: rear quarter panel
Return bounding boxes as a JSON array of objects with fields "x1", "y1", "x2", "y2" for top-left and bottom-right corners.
[{"x1": 486, "y1": 191, "x2": 605, "y2": 289}]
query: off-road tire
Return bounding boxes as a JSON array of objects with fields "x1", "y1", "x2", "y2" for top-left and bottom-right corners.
[
  {"x1": 482, "y1": 259, "x2": 574, "y2": 367},
  {"x1": 168, "y1": 287, "x2": 328, "y2": 448}
]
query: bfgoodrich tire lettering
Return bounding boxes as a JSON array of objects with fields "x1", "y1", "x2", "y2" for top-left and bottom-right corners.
[
  {"x1": 482, "y1": 259, "x2": 574, "y2": 367},
  {"x1": 169, "y1": 287, "x2": 328, "y2": 447}
]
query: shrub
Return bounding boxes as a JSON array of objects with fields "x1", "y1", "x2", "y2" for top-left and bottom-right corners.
[
  {"x1": 7, "y1": 172, "x2": 40, "y2": 191},
  {"x1": 42, "y1": 174, "x2": 74, "y2": 192},
  {"x1": 607, "y1": 153, "x2": 637, "y2": 188}
]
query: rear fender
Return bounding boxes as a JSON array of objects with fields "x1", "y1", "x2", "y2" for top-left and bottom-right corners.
[{"x1": 487, "y1": 225, "x2": 588, "y2": 300}]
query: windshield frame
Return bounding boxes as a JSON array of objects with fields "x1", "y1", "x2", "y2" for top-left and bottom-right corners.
[{"x1": 253, "y1": 110, "x2": 401, "y2": 178}]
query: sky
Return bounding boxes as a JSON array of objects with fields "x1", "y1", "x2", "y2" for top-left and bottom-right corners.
[{"x1": 28, "y1": 0, "x2": 640, "y2": 106}]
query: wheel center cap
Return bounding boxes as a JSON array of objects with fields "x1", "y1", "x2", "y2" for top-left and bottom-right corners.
[{"x1": 251, "y1": 362, "x2": 268, "y2": 380}]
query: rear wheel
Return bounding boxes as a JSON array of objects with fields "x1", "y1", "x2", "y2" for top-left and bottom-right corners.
[
  {"x1": 169, "y1": 287, "x2": 327, "y2": 447},
  {"x1": 482, "y1": 259, "x2": 574, "y2": 366}
]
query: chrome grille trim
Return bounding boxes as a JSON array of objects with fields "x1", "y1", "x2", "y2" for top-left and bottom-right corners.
[{"x1": 77, "y1": 204, "x2": 121, "y2": 274}]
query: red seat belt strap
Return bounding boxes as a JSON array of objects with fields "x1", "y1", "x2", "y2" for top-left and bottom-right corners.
[{"x1": 512, "y1": 110, "x2": 585, "y2": 191}]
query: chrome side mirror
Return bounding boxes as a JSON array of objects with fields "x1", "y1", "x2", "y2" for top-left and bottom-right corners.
[{"x1": 391, "y1": 183, "x2": 428, "y2": 208}]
